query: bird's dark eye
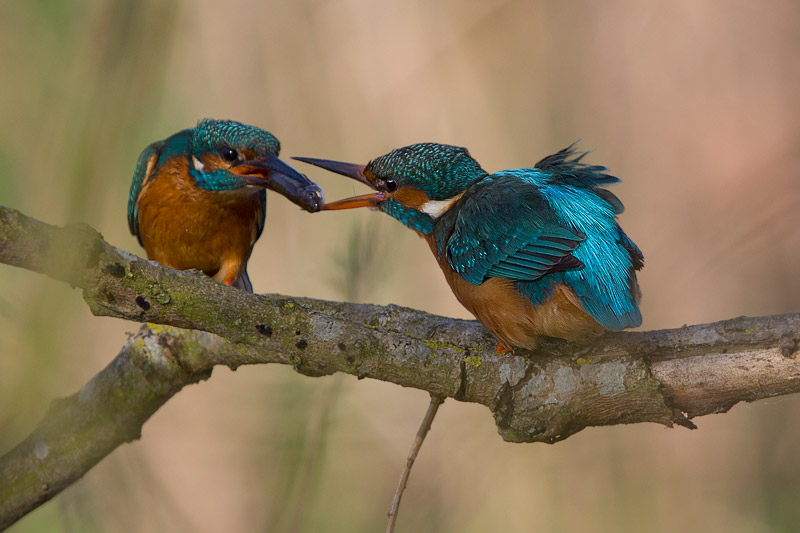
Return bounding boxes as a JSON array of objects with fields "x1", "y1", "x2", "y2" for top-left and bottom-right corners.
[
  {"x1": 221, "y1": 147, "x2": 238, "y2": 162},
  {"x1": 385, "y1": 178, "x2": 398, "y2": 192}
]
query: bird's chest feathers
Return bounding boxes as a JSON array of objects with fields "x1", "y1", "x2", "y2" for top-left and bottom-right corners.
[
  {"x1": 423, "y1": 232, "x2": 601, "y2": 349},
  {"x1": 137, "y1": 158, "x2": 262, "y2": 273}
]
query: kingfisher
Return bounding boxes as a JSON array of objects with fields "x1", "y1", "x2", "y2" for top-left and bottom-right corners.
[
  {"x1": 128, "y1": 119, "x2": 323, "y2": 292},
  {"x1": 295, "y1": 143, "x2": 643, "y2": 352}
]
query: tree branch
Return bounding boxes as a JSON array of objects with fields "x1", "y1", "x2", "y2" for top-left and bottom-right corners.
[
  {"x1": 0, "y1": 325, "x2": 215, "y2": 529},
  {"x1": 2, "y1": 205, "x2": 800, "y2": 528}
]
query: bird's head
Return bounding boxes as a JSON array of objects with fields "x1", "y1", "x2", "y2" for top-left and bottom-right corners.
[
  {"x1": 295, "y1": 143, "x2": 487, "y2": 233},
  {"x1": 189, "y1": 119, "x2": 323, "y2": 212}
]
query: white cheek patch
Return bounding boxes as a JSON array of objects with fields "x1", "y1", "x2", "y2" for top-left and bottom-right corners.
[
  {"x1": 420, "y1": 192, "x2": 464, "y2": 218},
  {"x1": 192, "y1": 156, "x2": 205, "y2": 172}
]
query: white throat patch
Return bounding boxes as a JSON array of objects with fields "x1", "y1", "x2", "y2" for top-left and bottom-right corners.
[
  {"x1": 192, "y1": 156, "x2": 205, "y2": 172},
  {"x1": 420, "y1": 192, "x2": 464, "y2": 218}
]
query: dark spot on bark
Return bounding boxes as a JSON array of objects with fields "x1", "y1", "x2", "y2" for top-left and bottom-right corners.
[
  {"x1": 256, "y1": 324, "x2": 272, "y2": 337},
  {"x1": 357, "y1": 374, "x2": 366, "y2": 380},
  {"x1": 86, "y1": 238, "x2": 103, "y2": 268},
  {"x1": 493, "y1": 382, "x2": 514, "y2": 429},
  {"x1": 454, "y1": 360, "x2": 467, "y2": 401},
  {"x1": 295, "y1": 329, "x2": 301, "y2": 335},
  {"x1": 105, "y1": 291, "x2": 116, "y2": 304},
  {"x1": 338, "y1": 342, "x2": 346, "y2": 351},
  {"x1": 103, "y1": 263, "x2": 125, "y2": 278},
  {"x1": 135, "y1": 296, "x2": 150, "y2": 311},
  {"x1": 295, "y1": 339, "x2": 308, "y2": 350},
  {"x1": 346, "y1": 356, "x2": 355, "y2": 365},
  {"x1": 780, "y1": 338, "x2": 797, "y2": 358}
]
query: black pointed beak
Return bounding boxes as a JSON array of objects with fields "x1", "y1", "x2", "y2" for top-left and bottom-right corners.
[
  {"x1": 292, "y1": 157, "x2": 372, "y2": 188},
  {"x1": 232, "y1": 153, "x2": 324, "y2": 213},
  {"x1": 293, "y1": 156, "x2": 386, "y2": 210}
]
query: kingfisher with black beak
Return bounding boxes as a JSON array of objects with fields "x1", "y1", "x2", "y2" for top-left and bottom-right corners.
[
  {"x1": 296, "y1": 143, "x2": 642, "y2": 352},
  {"x1": 128, "y1": 119, "x2": 323, "y2": 292}
]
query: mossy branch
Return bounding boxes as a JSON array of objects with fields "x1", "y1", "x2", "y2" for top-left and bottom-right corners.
[{"x1": 2, "y1": 205, "x2": 800, "y2": 528}]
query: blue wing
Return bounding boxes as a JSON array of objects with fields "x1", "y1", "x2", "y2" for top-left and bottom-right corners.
[
  {"x1": 442, "y1": 143, "x2": 643, "y2": 332},
  {"x1": 127, "y1": 140, "x2": 165, "y2": 245},
  {"x1": 128, "y1": 129, "x2": 196, "y2": 244},
  {"x1": 443, "y1": 176, "x2": 585, "y2": 285},
  {"x1": 255, "y1": 190, "x2": 267, "y2": 241},
  {"x1": 500, "y1": 143, "x2": 643, "y2": 330}
]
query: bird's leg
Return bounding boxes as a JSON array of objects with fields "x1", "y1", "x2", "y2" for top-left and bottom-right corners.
[
  {"x1": 214, "y1": 260, "x2": 242, "y2": 287},
  {"x1": 493, "y1": 341, "x2": 514, "y2": 355}
]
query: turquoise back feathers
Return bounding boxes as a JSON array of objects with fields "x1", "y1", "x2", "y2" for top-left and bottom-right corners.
[{"x1": 498, "y1": 146, "x2": 642, "y2": 330}]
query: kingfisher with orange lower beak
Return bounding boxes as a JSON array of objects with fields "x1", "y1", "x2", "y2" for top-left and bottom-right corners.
[
  {"x1": 296, "y1": 143, "x2": 642, "y2": 352},
  {"x1": 128, "y1": 119, "x2": 323, "y2": 292}
]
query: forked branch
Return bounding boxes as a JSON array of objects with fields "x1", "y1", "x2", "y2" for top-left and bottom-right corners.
[{"x1": 2, "y1": 205, "x2": 800, "y2": 528}]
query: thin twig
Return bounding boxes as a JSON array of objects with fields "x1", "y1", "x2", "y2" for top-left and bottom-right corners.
[{"x1": 386, "y1": 394, "x2": 445, "y2": 533}]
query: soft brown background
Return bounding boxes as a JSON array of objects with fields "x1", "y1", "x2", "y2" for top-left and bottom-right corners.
[{"x1": 2, "y1": 1, "x2": 800, "y2": 531}]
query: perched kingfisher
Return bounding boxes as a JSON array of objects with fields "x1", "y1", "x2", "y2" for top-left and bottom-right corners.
[
  {"x1": 296, "y1": 143, "x2": 643, "y2": 351},
  {"x1": 128, "y1": 119, "x2": 323, "y2": 292}
]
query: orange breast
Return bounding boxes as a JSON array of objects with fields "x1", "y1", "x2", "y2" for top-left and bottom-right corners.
[
  {"x1": 423, "y1": 234, "x2": 602, "y2": 349},
  {"x1": 136, "y1": 157, "x2": 262, "y2": 284}
]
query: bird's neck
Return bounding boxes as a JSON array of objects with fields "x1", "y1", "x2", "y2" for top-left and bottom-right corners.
[
  {"x1": 382, "y1": 177, "x2": 486, "y2": 237},
  {"x1": 381, "y1": 199, "x2": 435, "y2": 235}
]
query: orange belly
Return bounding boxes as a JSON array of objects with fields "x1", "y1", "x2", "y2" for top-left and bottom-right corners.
[
  {"x1": 136, "y1": 158, "x2": 262, "y2": 284},
  {"x1": 424, "y1": 234, "x2": 602, "y2": 349}
]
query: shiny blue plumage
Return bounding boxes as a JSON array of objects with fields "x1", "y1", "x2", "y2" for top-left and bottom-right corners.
[
  {"x1": 380, "y1": 198, "x2": 436, "y2": 234},
  {"x1": 375, "y1": 142, "x2": 644, "y2": 332}
]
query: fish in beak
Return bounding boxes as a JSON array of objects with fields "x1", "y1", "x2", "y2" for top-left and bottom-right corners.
[
  {"x1": 292, "y1": 157, "x2": 386, "y2": 210},
  {"x1": 232, "y1": 153, "x2": 324, "y2": 212}
]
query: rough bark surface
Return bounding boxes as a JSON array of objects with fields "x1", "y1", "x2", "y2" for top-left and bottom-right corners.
[{"x1": 2, "y1": 205, "x2": 800, "y2": 529}]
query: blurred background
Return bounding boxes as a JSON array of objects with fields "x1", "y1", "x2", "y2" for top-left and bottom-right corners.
[{"x1": 2, "y1": 1, "x2": 800, "y2": 531}]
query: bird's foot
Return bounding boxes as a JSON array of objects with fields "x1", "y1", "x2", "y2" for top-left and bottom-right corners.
[
  {"x1": 493, "y1": 342, "x2": 514, "y2": 355},
  {"x1": 216, "y1": 263, "x2": 240, "y2": 287}
]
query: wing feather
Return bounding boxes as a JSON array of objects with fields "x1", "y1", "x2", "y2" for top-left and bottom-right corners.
[
  {"x1": 127, "y1": 141, "x2": 165, "y2": 245},
  {"x1": 444, "y1": 177, "x2": 585, "y2": 285}
]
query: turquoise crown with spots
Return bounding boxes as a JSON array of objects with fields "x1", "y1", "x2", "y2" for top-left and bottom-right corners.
[
  {"x1": 367, "y1": 143, "x2": 487, "y2": 201},
  {"x1": 190, "y1": 119, "x2": 281, "y2": 158}
]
